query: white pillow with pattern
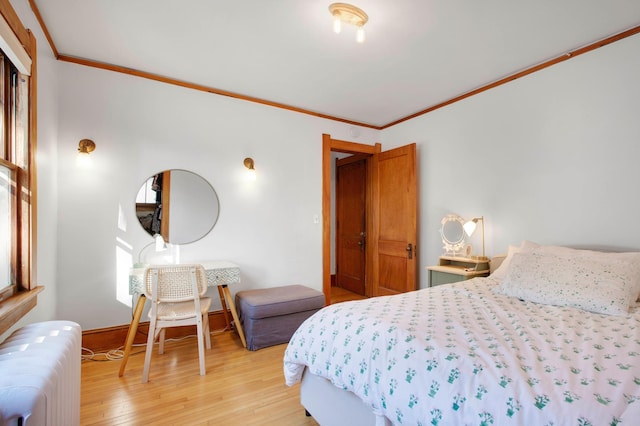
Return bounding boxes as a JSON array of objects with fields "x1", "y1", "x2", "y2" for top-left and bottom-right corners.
[{"x1": 494, "y1": 248, "x2": 640, "y2": 316}]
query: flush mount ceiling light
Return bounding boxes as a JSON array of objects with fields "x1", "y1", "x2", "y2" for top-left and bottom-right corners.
[{"x1": 329, "y1": 3, "x2": 368, "y2": 43}]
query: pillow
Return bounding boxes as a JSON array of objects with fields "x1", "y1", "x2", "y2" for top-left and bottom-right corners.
[
  {"x1": 519, "y1": 240, "x2": 541, "y2": 252},
  {"x1": 489, "y1": 254, "x2": 507, "y2": 274},
  {"x1": 490, "y1": 244, "x2": 522, "y2": 281},
  {"x1": 490, "y1": 240, "x2": 540, "y2": 281},
  {"x1": 530, "y1": 244, "x2": 640, "y2": 301},
  {"x1": 494, "y1": 248, "x2": 640, "y2": 316}
]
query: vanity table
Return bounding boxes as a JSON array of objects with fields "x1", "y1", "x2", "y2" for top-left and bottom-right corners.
[{"x1": 118, "y1": 260, "x2": 246, "y2": 377}]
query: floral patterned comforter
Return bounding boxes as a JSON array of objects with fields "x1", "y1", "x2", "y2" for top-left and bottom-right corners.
[{"x1": 283, "y1": 278, "x2": 640, "y2": 425}]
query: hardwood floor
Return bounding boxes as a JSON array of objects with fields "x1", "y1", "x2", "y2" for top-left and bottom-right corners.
[
  {"x1": 80, "y1": 289, "x2": 365, "y2": 425},
  {"x1": 82, "y1": 330, "x2": 318, "y2": 425},
  {"x1": 330, "y1": 286, "x2": 367, "y2": 304}
]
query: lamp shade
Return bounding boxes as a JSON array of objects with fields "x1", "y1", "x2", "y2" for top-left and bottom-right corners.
[
  {"x1": 463, "y1": 216, "x2": 487, "y2": 260},
  {"x1": 463, "y1": 220, "x2": 477, "y2": 236}
]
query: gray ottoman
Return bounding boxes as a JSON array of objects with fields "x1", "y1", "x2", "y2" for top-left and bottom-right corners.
[{"x1": 236, "y1": 285, "x2": 325, "y2": 351}]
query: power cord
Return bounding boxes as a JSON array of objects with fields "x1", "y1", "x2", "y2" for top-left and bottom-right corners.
[{"x1": 81, "y1": 330, "x2": 225, "y2": 362}]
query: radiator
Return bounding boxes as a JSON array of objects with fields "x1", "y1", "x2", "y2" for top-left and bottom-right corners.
[{"x1": 0, "y1": 321, "x2": 81, "y2": 426}]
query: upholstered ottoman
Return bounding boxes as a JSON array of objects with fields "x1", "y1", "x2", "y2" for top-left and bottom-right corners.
[{"x1": 236, "y1": 285, "x2": 325, "y2": 351}]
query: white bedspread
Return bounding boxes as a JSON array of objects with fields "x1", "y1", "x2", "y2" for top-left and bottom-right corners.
[{"x1": 284, "y1": 278, "x2": 640, "y2": 425}]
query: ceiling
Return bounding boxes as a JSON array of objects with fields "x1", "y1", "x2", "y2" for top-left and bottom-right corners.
[{"x1": 30, "y1": 0, "x2": 640, "y2": 128}]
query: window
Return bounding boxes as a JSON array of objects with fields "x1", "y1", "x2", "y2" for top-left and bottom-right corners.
[
  {"x1": 0, "y1": 0, "x2": 37, "y2": 336},
  {"x1": 0, "y1": 55, "x2": 29, "y2": 296},
  {"x1": 0, "y1": 162, "x2": 12, "y2": 292}
]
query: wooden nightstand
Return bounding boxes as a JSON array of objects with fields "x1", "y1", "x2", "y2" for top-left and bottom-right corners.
[{"x1": 427, "y1": 256, "x2": 490, "y2": 287}]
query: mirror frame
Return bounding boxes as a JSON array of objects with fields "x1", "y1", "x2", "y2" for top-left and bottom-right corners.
[{"x1": 440, "y1": 214, "x2": 466, "y2": 256}]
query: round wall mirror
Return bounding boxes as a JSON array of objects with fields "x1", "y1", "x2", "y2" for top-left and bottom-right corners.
[
  {"x1": 440, "y1": 214, "x2": 466, "y2": 255},
  {"x1": 135, "y1": 170, "x2": 219, "y2": 244}
]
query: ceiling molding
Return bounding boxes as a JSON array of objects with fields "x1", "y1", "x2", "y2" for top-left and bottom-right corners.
[
  {"x1": 57, "y1": 54, "x2": 383, "y2": 130},
  {"x1": 381, "y1": 24, "x2": 640, "y2": 129},
  {"x1": 27, "y1": 1, "x2": 640, "y2": 130},
  {"x1": 28, "y1": 0, "x2": 57, "y2": 58}
]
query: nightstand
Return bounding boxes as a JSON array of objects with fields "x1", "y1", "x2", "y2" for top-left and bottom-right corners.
[{"x1": 427, "y1": 256, "x2": 490, "y2": 287}]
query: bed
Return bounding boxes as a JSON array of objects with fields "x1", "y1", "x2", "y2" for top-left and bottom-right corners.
[{"x1": 283, "y1": 241, "x2": 640, "y2": 425}]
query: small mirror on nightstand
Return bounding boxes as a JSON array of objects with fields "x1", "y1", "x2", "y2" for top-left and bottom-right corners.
[{"x1": 440, "y1": 214, "x2": 466, "y2": 256}]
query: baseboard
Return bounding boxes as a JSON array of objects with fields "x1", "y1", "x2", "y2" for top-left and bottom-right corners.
[{"x1": 82, "y1": 309, "x2": 231, "y2": 353}]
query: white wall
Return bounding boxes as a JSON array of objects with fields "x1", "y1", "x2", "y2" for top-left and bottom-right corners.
[
  {"x1": 54, "y1": 63, "x2": 379, "y2": 330},
  {"x1": 382, "y1": 33, "x2": 640, "y2": 288}
]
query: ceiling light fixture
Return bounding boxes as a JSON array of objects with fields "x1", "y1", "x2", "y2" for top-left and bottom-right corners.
[{"x1": 329, "y1": 3, "x2": 368, "y2": 43}]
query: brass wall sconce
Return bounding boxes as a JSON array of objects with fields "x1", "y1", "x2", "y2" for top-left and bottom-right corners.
[
  {"x1": 244, "y1": 157, "x2": 256, "y2": 181},
  {"x1": 76, "y1": 139, "x2": 96, "y2": 167},
  {"x1": 78, "y1": 139, "x2": 96, "y2": 155}
]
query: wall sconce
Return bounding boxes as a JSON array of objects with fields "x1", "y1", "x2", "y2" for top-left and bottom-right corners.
[
  {"x1": 464, "y1": 216, "x2": 487, "y2": 260},
  {"x1": 329, "y1": 3, "x2": 368, "y2": 43},
  {"x1": 243, "y1": 157, "x2": 256, "y2": 181},
  {"x1": 76, "y1": 139, "x2": 96, "y2": 167},
  {"x1": 78, "y1": 139, "x2": 96, "y2": 155}
]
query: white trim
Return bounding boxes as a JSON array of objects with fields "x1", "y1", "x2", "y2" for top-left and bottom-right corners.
[{"x1": 0, "y1": 14, "x2": 30, "y2": 75}]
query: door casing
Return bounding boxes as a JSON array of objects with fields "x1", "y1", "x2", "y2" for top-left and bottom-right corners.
[
  {"x1": 322, "y1": 134, "x2": 380, "y2": 305},
  {"x1": 323, "y1": 134, "x2": 418, "y2": 304}
]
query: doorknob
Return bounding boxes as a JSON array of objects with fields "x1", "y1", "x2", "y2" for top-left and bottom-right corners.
[{"x1": 406, "y1": 243, "x2": 413, "y2": 259}]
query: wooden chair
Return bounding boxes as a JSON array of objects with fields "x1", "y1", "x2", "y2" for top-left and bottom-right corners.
[{"x1": 141, "y1": 264, "x2": 211, "y2": 383}]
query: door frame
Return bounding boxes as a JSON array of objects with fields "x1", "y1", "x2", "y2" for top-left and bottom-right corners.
[{"x1": 322, "y1": 134, "x2": 381, "y2": 305}]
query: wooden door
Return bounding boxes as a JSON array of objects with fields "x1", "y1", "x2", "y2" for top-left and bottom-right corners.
[
  {"x1": 371, "y1": 143, "x2": 417, "y2": 296},
  {"x1": 336, "y1": 156, "x2": 367, "y2": 295}
]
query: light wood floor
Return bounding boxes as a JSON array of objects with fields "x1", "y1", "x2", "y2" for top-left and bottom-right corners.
[
  {"x1": 81, "y1": 288, "x2": 365, "y2": 425},
  {"x1": 330, "y1": 286, "x2": 367, "y2": 303},
  {"x1": 82, "y1": 331, "x2": 318, "y2": 425}
]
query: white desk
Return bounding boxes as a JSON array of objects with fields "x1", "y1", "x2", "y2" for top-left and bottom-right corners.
[{"x1": 119, "y1": 261, "x2": 246, "y2": 377}]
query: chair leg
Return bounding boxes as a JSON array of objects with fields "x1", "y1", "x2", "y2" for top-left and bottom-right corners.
[
  {"x1": 142, "y1": 320, "x2": 157, "y2": 383},
  {"x1": 158, "y1": 328, "x2": 166, "y2": 355},
  {"x1": 195, "y1": 317, "x2": 206, "y2": 376},
  {"x1": 203, "y1": 313, "x2": 211, "y2": 349}
]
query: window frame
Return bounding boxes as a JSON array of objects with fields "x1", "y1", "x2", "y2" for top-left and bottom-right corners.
[{"x1": 0, "y1": 0, "x2": 39, "y2": 337}]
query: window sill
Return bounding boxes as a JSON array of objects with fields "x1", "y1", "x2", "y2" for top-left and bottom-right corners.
[{"x1": 0, "y1": 286, "x2": 44, "y2": 336}]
